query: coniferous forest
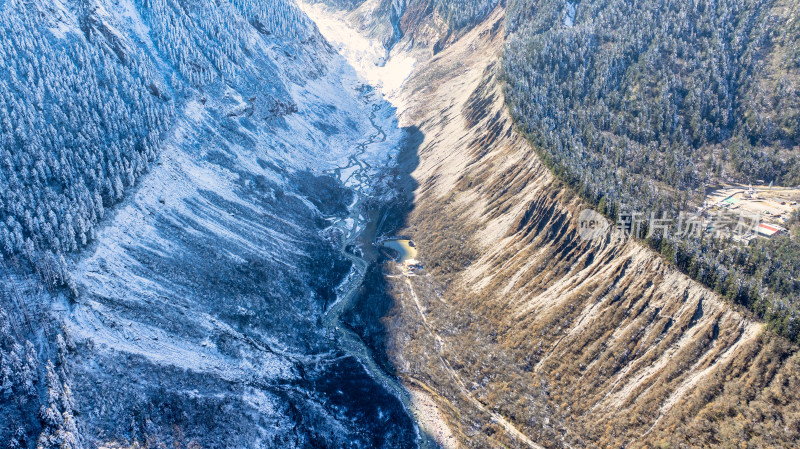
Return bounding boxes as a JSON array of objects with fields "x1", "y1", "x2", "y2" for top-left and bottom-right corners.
[
  {"x1": 435, "y1": 0, "x2": 501, "y2": 31},
  {"x1": 0, "y1": 0, "x2": 322, "y2": 446},
  {"x1": 504, "y1": 0, "x2": 800, "y2": 341},
  {"x1": 0, "y1": 2, "x2": 171, "y2": 282},
  {"x1": 0, "y1": 0, "x2": 309, "y2": 279}
]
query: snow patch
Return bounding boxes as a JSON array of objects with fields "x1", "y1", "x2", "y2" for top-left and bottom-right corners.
[
  {"x1": 564, "y1": 2, "x2": 576, "y2": 27},
  {"x1": 299, "y1": 2, "x2": 416, "y2": 100}
]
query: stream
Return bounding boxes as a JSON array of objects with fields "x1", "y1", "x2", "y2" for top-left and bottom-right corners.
[{"x1": 321, "y1": 96, "x2": 435, "y2": 448}]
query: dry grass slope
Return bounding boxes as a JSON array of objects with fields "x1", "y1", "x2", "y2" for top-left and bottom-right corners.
[{"x1": 385, "y1": 7, "x2": 800, "y2": 448}]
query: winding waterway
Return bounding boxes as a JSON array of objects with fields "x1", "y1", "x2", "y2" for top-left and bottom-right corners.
[{"x1": 321, "y1": 97, "x2": 435, "y2": 448}]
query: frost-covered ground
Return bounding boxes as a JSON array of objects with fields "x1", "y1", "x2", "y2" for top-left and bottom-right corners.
[
  {"x1": 300, "y1": 1, "x2": 416, "y2": 101},
  {"x1": 44, "y1": 0, "x2": 418, "y2": 447}
]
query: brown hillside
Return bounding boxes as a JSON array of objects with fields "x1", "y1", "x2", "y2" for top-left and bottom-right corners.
[{"x1": 385, "y1": 7, "x2": 800, "y2": 448}]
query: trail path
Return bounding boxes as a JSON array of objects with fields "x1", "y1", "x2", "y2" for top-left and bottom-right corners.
[{"x1": 404, "y1": 276, "x2": 544, "y2": 449}]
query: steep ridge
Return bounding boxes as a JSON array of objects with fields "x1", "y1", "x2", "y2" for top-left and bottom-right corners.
[{"x1": 383, "y1": 7, "x2": 800, "y2": 447}]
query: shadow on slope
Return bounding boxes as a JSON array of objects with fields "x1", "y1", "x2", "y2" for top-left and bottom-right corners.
[{"x1": 342, "y1": 126, "x2": 422, "y2": 374}]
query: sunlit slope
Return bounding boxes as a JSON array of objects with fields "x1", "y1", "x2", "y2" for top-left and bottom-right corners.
[{"x1": 385, "y1": 8, "x2": 800, "y2": 448}]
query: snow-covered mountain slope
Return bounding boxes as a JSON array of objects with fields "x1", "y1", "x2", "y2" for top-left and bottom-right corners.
[
  {"x1": 1, "y1": 0, "x2": 422, "y2": 447},
  {"x1": 300, "y1": 1, "x2": 417, "y2": 100},
  {"x1": 304, "y1": 0, "x2": 502, "y2": 60},
  {"x1": 66, "y1": 67, "x2": 412, "y2": 448}
]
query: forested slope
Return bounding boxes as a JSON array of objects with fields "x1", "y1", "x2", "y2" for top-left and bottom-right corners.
[
  {"x1": 0, "y1": 0, "x2": 309, "y2": 278},
  {"x1": 0, "y1": 0, "x2": 419, "y2": 447},
  {"x1": 504, "y1": 0, "x2": 800, "y2": 340},
  {"x1": 0, "y1": 0, "x2": 171, "y2": 281}
]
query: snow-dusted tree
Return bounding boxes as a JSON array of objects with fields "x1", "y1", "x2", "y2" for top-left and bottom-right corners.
[{"x1": 35, "y1": 360, "x2": 81, "y2": 449}]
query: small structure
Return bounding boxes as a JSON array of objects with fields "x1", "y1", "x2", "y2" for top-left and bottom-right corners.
[
  {"x1": 757, "y1": 223, "x2": 786, "y2": 238},
  {"x1": 404, "y1": 258, "x2": 423, "y2": 273},
  {"x1": 744, "y1": 184, "x2": 758, "y2": 200}
]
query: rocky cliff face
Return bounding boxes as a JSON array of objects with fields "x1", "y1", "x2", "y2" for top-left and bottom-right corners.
[{"x1": 384, "y1": 7, "x2": 800, "y2": 447}]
